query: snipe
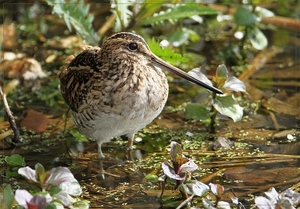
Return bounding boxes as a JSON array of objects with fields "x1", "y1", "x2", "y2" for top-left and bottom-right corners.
[{"x1": 59, "y1": 32, "x2": 222, "y2": 179}]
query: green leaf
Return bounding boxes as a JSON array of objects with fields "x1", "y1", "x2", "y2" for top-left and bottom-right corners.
[
  {"x1": 234, "y1": 6, "x2": 257, "y2": 26},
  {"x1": 45, "y1": 0, "x2": 100, "y2": 45},
  {"x1": 214, "y1": 64, "x2": 228, "y2": 88},
  {"x1": 5, "y1": 154, "x2": 26, "y2": 167},
  {"x1": 216, "y1": 64, "x2": 228, "y2": 78},
  {"x1": 45, "y1": 203, "x2": 60, "y2": 209},
  {"x1": 212, "y1": 95, "x2": 243, "y2": 122},
  {"x1": 73, "y1": 200, "x2": 90, "y2": 209},
  {"x1": 35, "y1": 163, "x2": 46, "y2": 183},
  {"x1": 248, "y1": 27, "x2": 268, "y2": 50},
  {"x1": 140, "y1": 4, "x2": 217, "y2": 25},
  {"x1": 170, "y1": 141, "x2": 182, "y2": 161},
  {"x1": 70, "y1": 129, "x2": 89, "y2": 142},
  {"x1": 5, "y1": 169, "x2": 21, "y2": 178},
  {"x1": 147, "y1": 38, "x2": 189, "y2": 65},
  {"x1": 168, "y1": 29, "x2": 190, "y2": 47},
  {"x1": 3, "y1": 185, "x2": 14, "y2": 208},
  {"x1": 136, "y1": 0, "x2": 169, "y2": 21},
  {"x1": 185, "y1": 103, "x2": 211, "y2": 121},
  {"x1": 168, "y1": 28, "x2": 200, "y2": 47},
  {"x1": 145, "y1": 174, "x2": 159, "y2": 182},
  {"x1": 111, "y1": 0, "x2": 134, "y2": 31},
  {"x1": 48, "y1": 186, "x2": 61, "y2": 196}
]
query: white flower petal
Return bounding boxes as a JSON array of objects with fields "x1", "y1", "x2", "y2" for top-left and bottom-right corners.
[
  {"x1": 178, "y1": 160, "x2": 198, "y2": 174},
  {"x1": 15, "y1": 189, "x2": 33, "y2": 208},
  {"x1": 265, "y1": 187, "x2": 279, "y2": 204},
  {"x1": 188, "y1": 67, "x2": 213, "y2": 87},
  {"x1": 192, "y1": 181, "x2": 209, "y2": 196},
  {"x1": 55, "y1": 191, "x2": 75, "y2": 207},
  {"x1": 18, "y1": 167, "x2": 37, "y2": 182},
  {"x1": 255, "y1": 196, "x2": 274, "y2": 209},
  {"x1": 161, "y1": 162, "x2": 184, "y2": 180},
  {"x1": 46, "y1": 167, "x2": 77, "y2": 186},
  {"x1": 60, "y1": 181, "x2": 82, "y2": 196},
  {"x1": 223, "y1": 77, "x2": 247, "y2": 93}
]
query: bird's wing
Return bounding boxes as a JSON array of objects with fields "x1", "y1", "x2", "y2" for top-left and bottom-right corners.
[{"x1": 59, "y1": 47, "x2": 101, "y2": 112}]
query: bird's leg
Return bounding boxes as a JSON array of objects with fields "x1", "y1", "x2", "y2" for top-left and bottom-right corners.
[
  {"x1": 97, "y1": 141, "x2": 105, "y2": 180},
  {"x1": 127, "y1": 133, "x2": 134, "y2": 150},
  {"x1": 126, "y1": 133, "x2": 134, "y2": 161}
]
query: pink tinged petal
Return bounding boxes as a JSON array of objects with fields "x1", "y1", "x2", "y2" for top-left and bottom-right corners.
[
  {"x1": 177, "y1": 160, "x2": 198, "y2": 174},
  {"x1": 15, "y1": 189, "x2": 33, "y2": 208},
  {"x1": 46, "y1": 167, "x2": 77, "y2": 186},
  {"x1": 18, "y1": 167, "x2": 37, "y2": 182},
  {"x1": 280, "y1": 188, "x2": 300, "y2": 205},
  {"x1": 255, "y1": 196, "x2": 275, "y2": 209},
  {"x1": 161, "y1": 162, "x2": 185, "y2": 180},
  {"x1": 223, "y1": 77, "x2": 247, "y2": 93},
  {"x1": 29, "y1": 196, "x2": 47, "y2": 209},
  {"x1": 188, "y1": 67, "x2": 213, "y2": 87},
  {"x1": 209, "y1": 183, "x2": 225, "y2": 196}
]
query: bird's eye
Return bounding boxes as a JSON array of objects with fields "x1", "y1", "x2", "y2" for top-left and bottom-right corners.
[{"x1": 128, "y1": 42, "x2": 138, "y2": 51}]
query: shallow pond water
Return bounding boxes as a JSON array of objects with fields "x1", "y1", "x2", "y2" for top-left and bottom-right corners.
[{"x1": 1, "y1": 1, "x2": 299, "y2": 209}]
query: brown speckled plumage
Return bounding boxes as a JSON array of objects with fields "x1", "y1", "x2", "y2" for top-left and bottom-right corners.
[{"x1": 59, "y1": 32, "x2": 222, "y2": 178}]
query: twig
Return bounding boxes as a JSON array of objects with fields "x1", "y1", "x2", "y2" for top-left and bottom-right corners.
[
  {"x1": 0, "y1": 86, "x2": 22, "y2": 143},
  {"x1": 238, "y1": 46, "x2": 282, "y2": 81},
  {"x1": 176, "y1": 194, "x2": 194, "y2": 209},
  {"x1": 97, "y1": 13, "x2": 116, "y2": 37}
]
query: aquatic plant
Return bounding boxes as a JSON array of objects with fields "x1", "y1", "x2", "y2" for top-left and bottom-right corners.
[
  {"x1": 187, "y1": 64, "x2": 247, "y2": 133},
  {"x1": 3, "y1": 163, "x2": 89, "y2": 209}
]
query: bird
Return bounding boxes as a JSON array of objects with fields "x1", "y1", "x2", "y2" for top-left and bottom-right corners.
[{"x1": 59, "y1": 32, "x2": 222, "y2": 179}]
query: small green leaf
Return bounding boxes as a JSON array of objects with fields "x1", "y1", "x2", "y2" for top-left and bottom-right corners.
[
  {"x1": 170, "y1": 141, "x2": 182, "y2": 161},
  {"x1": 45, "y1": 0, "x2": 100, "y2": 45},
  {"x1": 216, "y1": 64, "x2": 228, "y2": 78},
  {"x1": 234, "y1": 6, "x2": 257, "y2": 26},
  {"x1": 212, "y1": 95, "x2": 243, "y2": 122},
  {"x1": 214, "y1": 64, "x2": 228, "y2": 88},
  {"x1": 70, "y1": 129, "x2": 89, "y2": 142},
  {"x1": 140, "y1": 4, "x2": 217, "y2": 25},
  {"x1": 5, "y1": 169, "x2": 21, "y2": 178},
  {"x1": 45, "y1": 203, "x2": 60, "y2": 209},
  {"x1": 73, "y1": 200, "x2": 90, "y2": 209},
  {"x1": 35, "y1": 163, "x2": 46, "y2": 183},
  {"x1": 5, "y1": 154, "x2": 26, "y2": 167},
  {"x1": 185, "y1": 103, "x2": 211, "y2": 121},
  {"x1": 145, "y1": 174, "x2": 159, "y2": 182},
  {"x1": 136, "y1": 1, "x2": 168, "y2": 20},
  {"x1": 3, "y1": 185, "x2": 14, "y2": 208},
  {"x1": 48, "y1": 186, "x2": 61, "y2": 196},
  {"x1": 147, "y1": 38, "x2": 189, "y2": 65},
  {"x1": 168, "y1": 29, "x2": 190, "y2": 47},
  {"x1": 248, "y1": 27, "x2": 268, "y2": 50}
]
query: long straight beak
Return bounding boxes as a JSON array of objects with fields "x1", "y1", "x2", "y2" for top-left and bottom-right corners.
[{"x1": 151, "y1": 55, "x2": 223, "y2": 94}]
